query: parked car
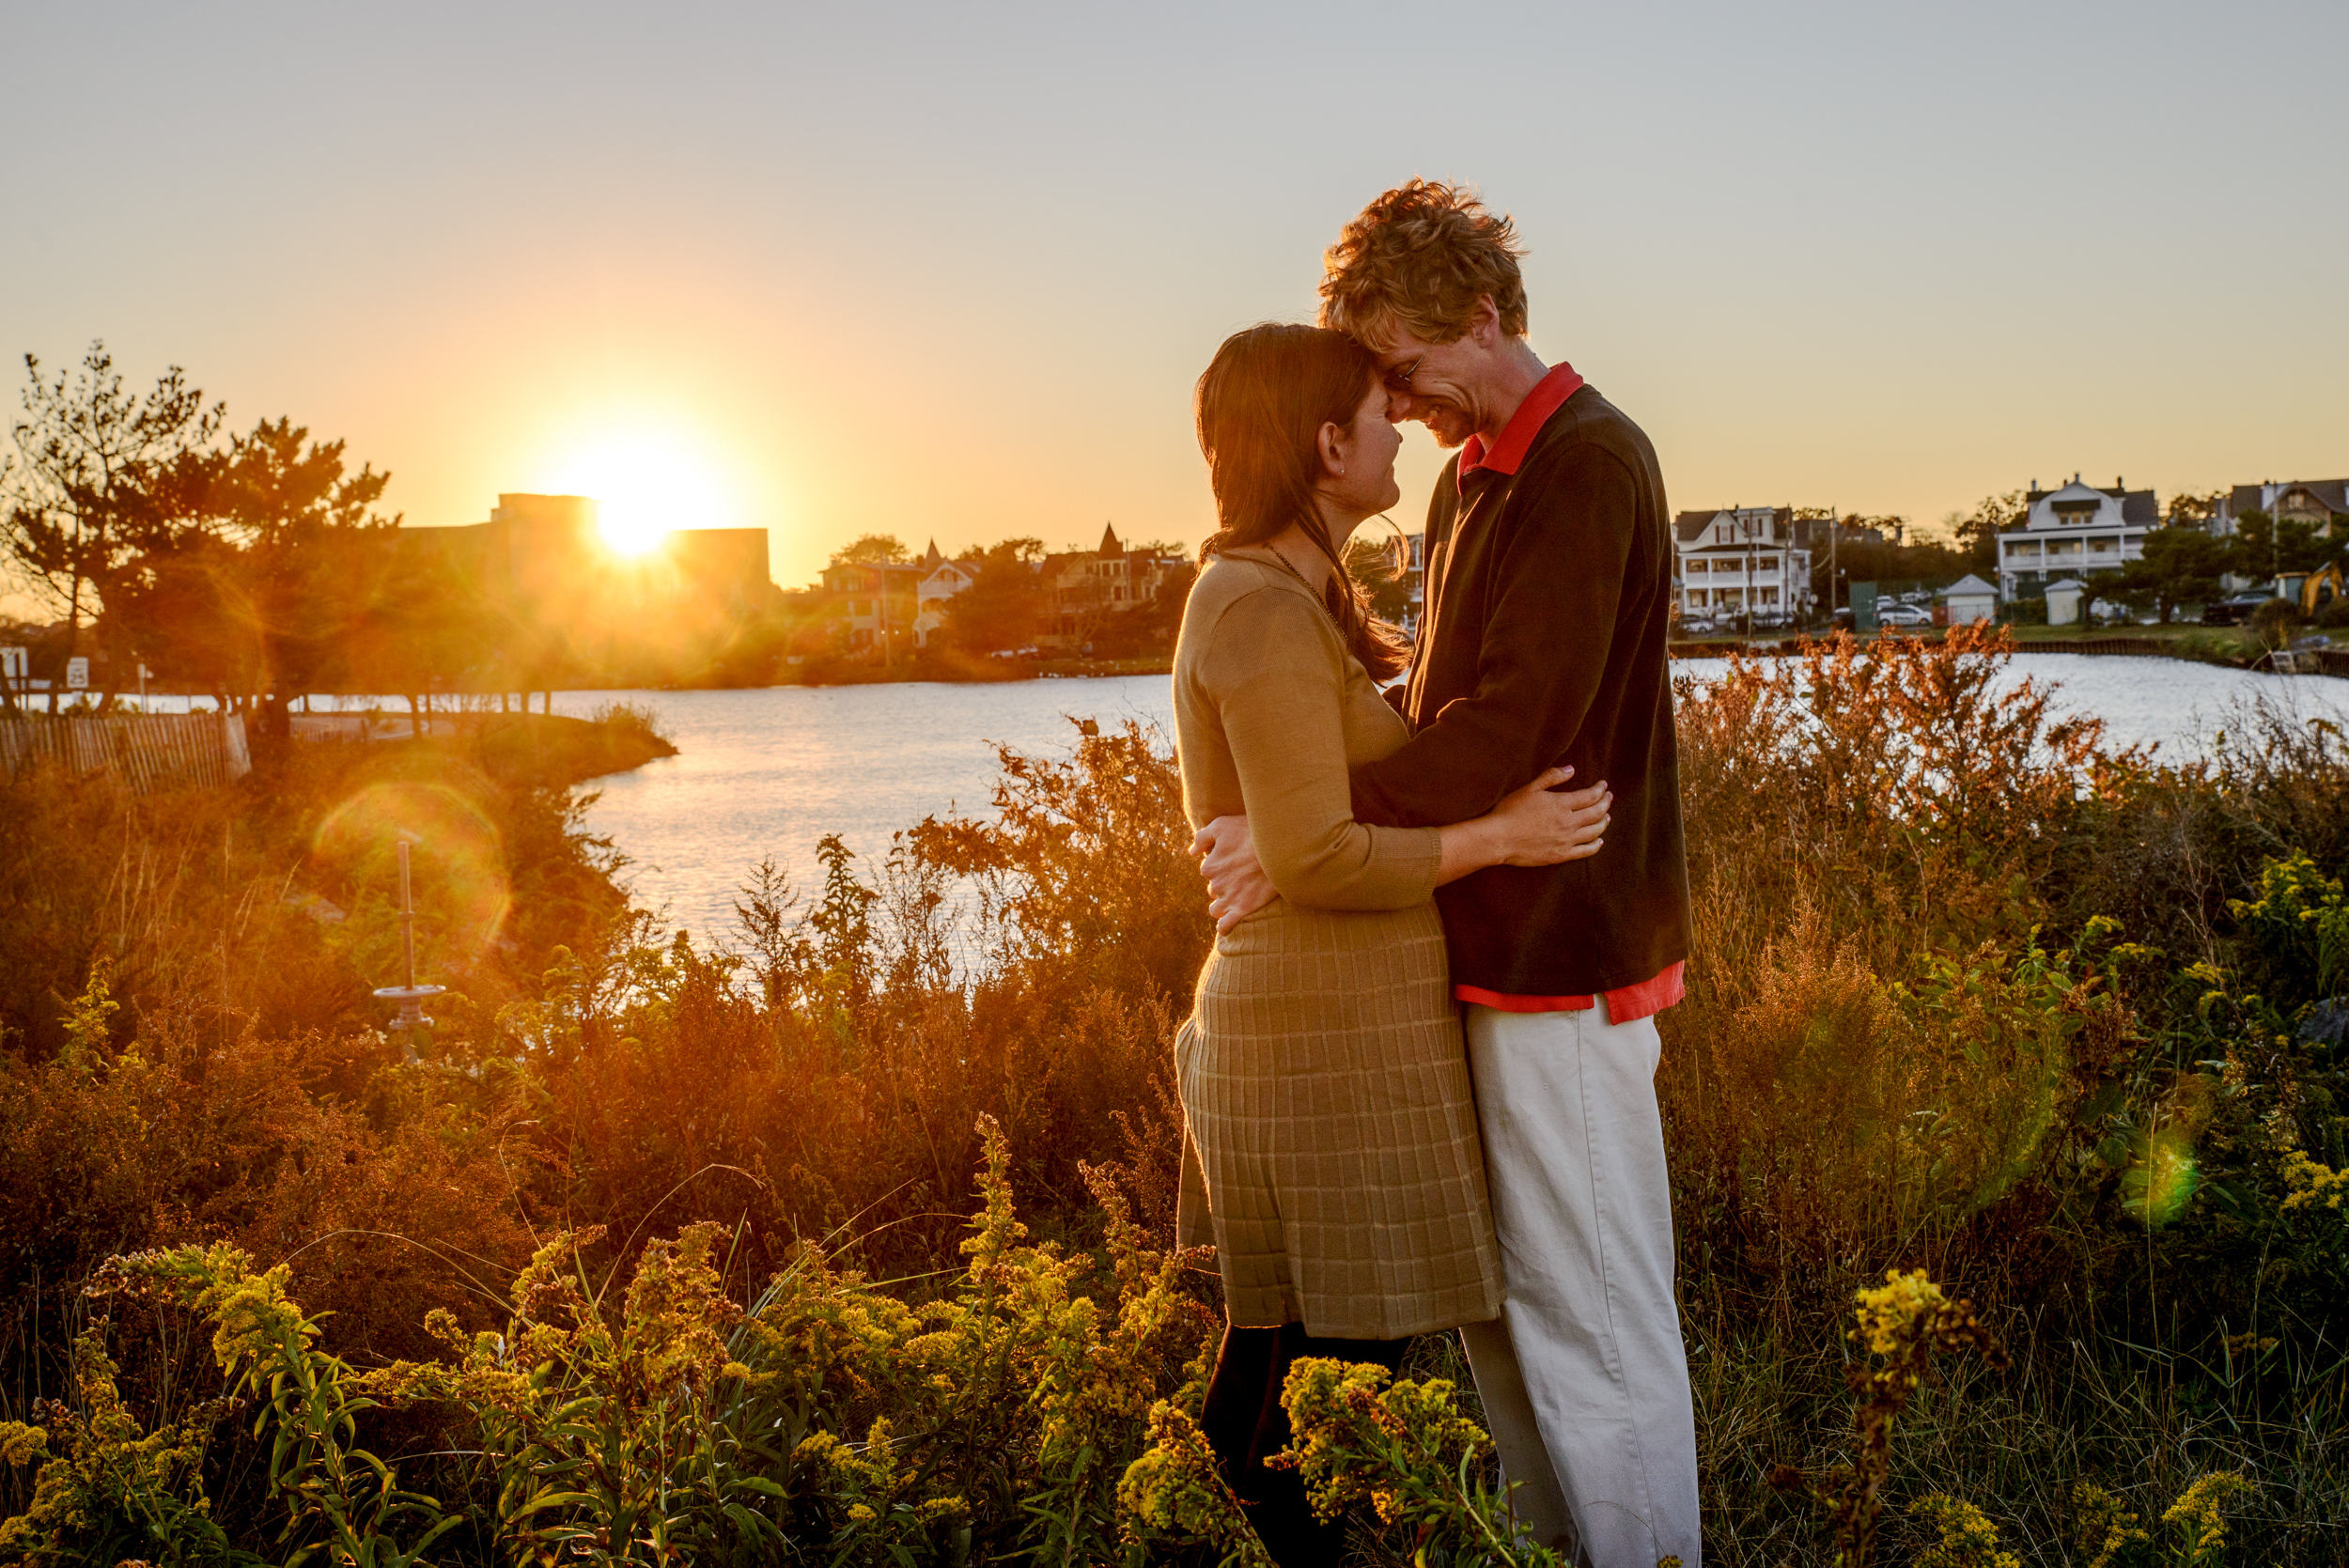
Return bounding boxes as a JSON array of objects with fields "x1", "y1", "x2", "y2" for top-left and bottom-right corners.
[
  {"x1": 1875, "y1": 603, "x2": 1931, "y2": 628},
  {"x1": 2199, "y1": 594, "x2": 2273, "y2": 628},
  {"x1": 1677, "y1": 615, "x2": 1717, "y2": 636}
]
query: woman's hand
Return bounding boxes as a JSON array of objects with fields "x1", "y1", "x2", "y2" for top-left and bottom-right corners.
[
  {"x1": 1485, "y1": 767, "x2": 1610, "y2": 866},
  {"x1": 1194, "y1": 815, "x2": 1275, "y2": 933},
  {"x1": 1433, "y1": 767, "x2": 1610, "y2": 886}
]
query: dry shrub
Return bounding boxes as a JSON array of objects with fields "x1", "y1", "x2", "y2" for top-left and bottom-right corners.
[
  {"x1": 1672, "y1": 626, "x2": 2117, "y2": 979},
  {"x1": 1664, "y1": 629, "x2": 2123, "y2": 1312}
]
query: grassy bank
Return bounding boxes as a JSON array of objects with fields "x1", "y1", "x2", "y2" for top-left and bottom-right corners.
[
  {"x1": 2006, "y1": 620, "x2": 2267, "y2": 667},
  {"x1": 782, "y1": 653, "x2": 1174, "y2": 685},
  {"x1": 3, "y1": 629, "x2": 2344, "y2": 1564}
]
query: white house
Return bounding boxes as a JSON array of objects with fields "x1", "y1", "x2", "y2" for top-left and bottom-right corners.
[
  {"x1": 912, "y1": 542, "x2": 980, "y2": 647},
  {"x1": 1995, "y1": 476, "x2": 2158, "y2": 603},
  {"x1": 1673, "y1": 506, "x2": 1814, "y2": 624},
  {"x1": 1937, "y1": 574, "x2": 1999, "y2": 625}
]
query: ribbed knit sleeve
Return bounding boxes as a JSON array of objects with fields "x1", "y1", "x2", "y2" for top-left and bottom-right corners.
[{"x1": 1200, "y1": 588, "x2": 1442, "y2": 911}]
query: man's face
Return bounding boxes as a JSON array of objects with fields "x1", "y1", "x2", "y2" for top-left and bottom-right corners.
[{"x1": 1371, "y1": 322, "x2": 1491, "y2": 450}]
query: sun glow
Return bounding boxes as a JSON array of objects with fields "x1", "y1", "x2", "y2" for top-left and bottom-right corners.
[{"x1": 552, "y1": 430, "x2": 736, "y2": 558}]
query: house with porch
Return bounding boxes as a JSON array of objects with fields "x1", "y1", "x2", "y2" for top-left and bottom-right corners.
[
  {"x1": 821, "y1": 544, "x2": 934, "y2": 654},
  {"x1": 1995, "y1": 476, "x2": 2157, "y2": 604},
  {"x1": 1672, "y1": 506, "x2": 1815, "y2": 624}
]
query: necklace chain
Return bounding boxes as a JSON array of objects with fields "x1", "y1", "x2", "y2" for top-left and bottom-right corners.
[{"x1": 1257, "y1": 542, "x2": 1338, "y2": 625}]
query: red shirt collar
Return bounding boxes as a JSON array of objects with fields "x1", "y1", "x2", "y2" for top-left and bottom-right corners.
[{"x1": 1457, "y1": 362, "x2": 1584, "y2": 491}]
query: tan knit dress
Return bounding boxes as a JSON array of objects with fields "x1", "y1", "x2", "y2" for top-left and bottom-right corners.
[{"x1": 1172, "y1": 547, "x2": 1502, "y2": 1340}]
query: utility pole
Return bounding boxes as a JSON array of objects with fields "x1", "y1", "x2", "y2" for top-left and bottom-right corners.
[{"x1": 1743, "y1": 507, "x2": 1755, "y2": 640}]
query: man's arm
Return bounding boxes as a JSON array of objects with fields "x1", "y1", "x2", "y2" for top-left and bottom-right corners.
[{"x1": 1351, "y1": 446, "x2": 1641, "y2": 829}]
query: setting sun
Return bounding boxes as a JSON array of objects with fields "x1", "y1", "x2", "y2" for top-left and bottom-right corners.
[{"x1": 550, "y1": 430, "x2": 735, "y2": 557}]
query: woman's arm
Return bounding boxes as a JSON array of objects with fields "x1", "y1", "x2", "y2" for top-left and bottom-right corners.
[
  {"x1": 1203, "y1": 588, "x2": 1610, "y2": 923},
  {"x1": 1206, "y1": 589, "x2": 1444, "y2": 912},
  {"x1": 1196, "y1": 772, "x2": 1610, "y2": 933}
]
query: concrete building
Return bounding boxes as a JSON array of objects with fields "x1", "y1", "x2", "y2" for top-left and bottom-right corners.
[
  {"x1": 1995, "y1": 476, "x2": 2157, "y2": 603},
  {"x1": 406, "y1": 493, "x2": 774, "y2": 618},
  {"x1": 1672, "y1": 506, "x2": 1815, "y2": 625}
]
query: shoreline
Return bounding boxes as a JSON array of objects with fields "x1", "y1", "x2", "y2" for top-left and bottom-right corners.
[{"x1": 1669, "y1": 625, "x2": 2345, "y2": 676}]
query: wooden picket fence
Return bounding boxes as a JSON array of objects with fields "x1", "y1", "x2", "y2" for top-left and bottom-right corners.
[{"x1": 0, "y1": 711, "x2": 253, "y2": 793}]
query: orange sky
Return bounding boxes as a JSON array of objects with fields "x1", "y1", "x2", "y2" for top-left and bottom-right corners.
[{"x1": 4, "y1": 4, "x2": 2344, "y2": 597}]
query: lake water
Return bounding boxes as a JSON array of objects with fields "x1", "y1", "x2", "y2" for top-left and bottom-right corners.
[{"x1": 554, "y1": 658, "x2": 2348, "y2": 943}]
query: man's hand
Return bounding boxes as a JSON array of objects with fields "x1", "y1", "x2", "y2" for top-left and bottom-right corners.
[{"x1": 1193, "y1": 814, "x2": 1275, "y2": 934}]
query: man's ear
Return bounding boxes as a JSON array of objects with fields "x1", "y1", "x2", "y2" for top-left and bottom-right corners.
[{"x1": 1468, "y1": 295, "x2": 1502, "y2": 348}]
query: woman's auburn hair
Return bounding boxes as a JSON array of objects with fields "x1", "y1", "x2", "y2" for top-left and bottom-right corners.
[
  {"x1": 1193, "y1": 322, "x2": 1409, "y2": 682},
  {"x1": 1317, "y1": 179, "x2": 1528, "y2": 349}
]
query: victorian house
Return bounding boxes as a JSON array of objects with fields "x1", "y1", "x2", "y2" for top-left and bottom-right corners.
[
  {"x1": 1039, "y1": 524, "x2": 1188, "y2": 647},
  {"x1": 912, "y1": 542, "x2": 981, "y2": 648}
]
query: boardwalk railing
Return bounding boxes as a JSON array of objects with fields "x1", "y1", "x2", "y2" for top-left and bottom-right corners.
[{"x1": 0, "y1": 711, "x2": 253, "y2": 792}]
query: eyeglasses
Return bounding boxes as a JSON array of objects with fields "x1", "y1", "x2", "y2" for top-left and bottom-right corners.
[{"x1": 1381, "y1": 355, "x2": 1425, "y2": 394}]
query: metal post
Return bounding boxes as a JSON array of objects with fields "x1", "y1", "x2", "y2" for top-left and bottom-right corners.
[
  {"x1": 373, "y1": 834, "x2": 445, "y2": 1058},
  {"x1": 399, "y1": 839, "x2": 416, "y2": 990}
]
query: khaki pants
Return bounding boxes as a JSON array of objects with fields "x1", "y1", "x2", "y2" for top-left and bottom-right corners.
[{"x1": 1458, "y1": 1000, "x2": 1701, "y2": 1568}]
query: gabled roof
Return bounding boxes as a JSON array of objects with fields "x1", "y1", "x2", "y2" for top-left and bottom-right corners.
[
  {"x1": 2224, "y1": 479, "x2": 2349, "y2": 517},
  {"x1": 1940, "y1": 573, "x2": 1998, "y2": 598},
  {"x1": 2280, "y1": 479, "x2": 2349, "y2": 512},
  {"x1": 2009, "y1": 477, "x2": 2157, "y2": 532},
  {"x1": 1672, "y1": 507, "x2": 1797, "y2": 545}
]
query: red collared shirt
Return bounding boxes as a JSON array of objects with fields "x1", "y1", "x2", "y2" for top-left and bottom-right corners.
[
  {"x1": 1444, "y1": 359, "x2": 1683, "y2": 1024},
  {"x1": 1456, "y1": 362, "x2": 1585, "y2": 489}
]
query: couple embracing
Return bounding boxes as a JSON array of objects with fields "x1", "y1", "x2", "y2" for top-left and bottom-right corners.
[{"x1": 1171, "y1": 180, "x2": 1698, "y2": 1567}]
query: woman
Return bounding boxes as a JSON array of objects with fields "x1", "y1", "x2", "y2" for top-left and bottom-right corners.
[{"x1": 1174, "y1": 322, "x2": 1610, "y2": 1562}]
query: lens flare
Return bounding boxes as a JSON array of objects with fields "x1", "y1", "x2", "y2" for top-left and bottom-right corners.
[
  {"x1": 314, "y1": 782, "x2": 510, "y2": 967},
  {"x1": 2121, "y1": 1129, "x2": 2200, "y2": 1228}
]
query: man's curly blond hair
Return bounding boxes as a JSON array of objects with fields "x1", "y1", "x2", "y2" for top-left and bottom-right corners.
[{"x1": 1318, "y1": 179, "x2": 1529, "y2": 349}]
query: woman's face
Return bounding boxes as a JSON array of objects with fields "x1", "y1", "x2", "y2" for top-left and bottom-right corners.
[{"x1": 1318, "y1": 376, "x2": 1405, "y2": 520}]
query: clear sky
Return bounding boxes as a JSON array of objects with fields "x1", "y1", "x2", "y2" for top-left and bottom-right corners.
[{"x1": 4, "y1": 1, "x2": 2342, "y2": 589}]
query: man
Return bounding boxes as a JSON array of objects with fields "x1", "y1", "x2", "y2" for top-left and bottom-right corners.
[{"x1": 1195, "y1": 179, "x2": 1698, "y2": 1567}]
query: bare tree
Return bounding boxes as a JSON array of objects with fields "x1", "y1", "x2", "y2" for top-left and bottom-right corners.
[{"x1": 0, "y1": 343, "x2": 221, "y2": 710}]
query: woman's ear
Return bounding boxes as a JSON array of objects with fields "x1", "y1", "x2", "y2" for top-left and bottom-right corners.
[{"x1": 1315, "y1": 419, "x2": 1348, "y2": 480}]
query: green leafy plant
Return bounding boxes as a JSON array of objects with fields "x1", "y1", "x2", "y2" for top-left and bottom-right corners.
[{"x1": 92, "y1": 1244, "x2": 459, "y2": 1567}]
